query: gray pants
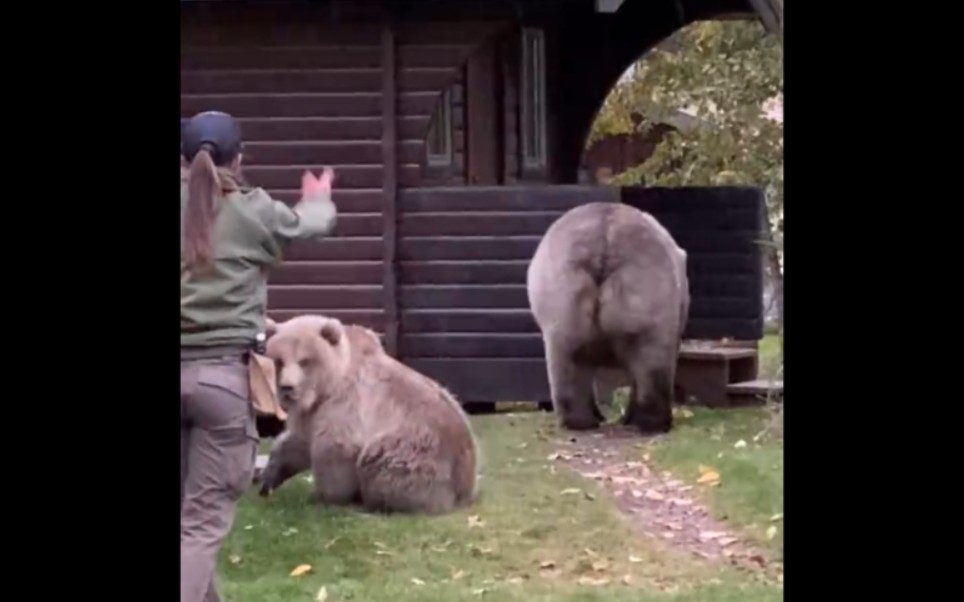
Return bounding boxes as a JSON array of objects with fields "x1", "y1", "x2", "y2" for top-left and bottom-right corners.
[{"x1": 180, "y1": 355, "x2": 259, "y2": 602}]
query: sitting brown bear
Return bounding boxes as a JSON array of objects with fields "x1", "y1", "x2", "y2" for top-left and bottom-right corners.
[
  {"x1": 261, "y1": 315, "x2": 479, "y2": 515},
  {"x1": 526, "y1": 201, "x2": 689, "y2": 434}
]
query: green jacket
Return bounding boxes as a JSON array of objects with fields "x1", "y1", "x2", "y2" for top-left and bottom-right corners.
[{"x1": 180, "y1": 171, "x2": 336, "y2": 349}]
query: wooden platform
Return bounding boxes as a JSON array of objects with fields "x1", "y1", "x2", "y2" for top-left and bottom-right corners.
[
  {"x1": 676, "y1": 343, "x2": 761, "y2": 407},
  {"x1": 726, "y1": 379, "x2": 783, "y2": 405}
]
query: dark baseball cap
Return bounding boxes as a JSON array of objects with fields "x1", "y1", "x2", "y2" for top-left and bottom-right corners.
[{"x1": 181, "y1": 111, "x2": 243, "y2": 165}]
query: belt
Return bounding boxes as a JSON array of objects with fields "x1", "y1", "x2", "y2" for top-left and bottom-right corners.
[{"x1": 180, "y1": 345, "x2": 251, "y2": 361}]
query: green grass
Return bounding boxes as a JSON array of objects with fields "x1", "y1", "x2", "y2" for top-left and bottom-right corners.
[
  {"x1": 221, "y1": 413, "x2": 782, "y2": 601},
  {"x1": 758, "y1": 333, "x2": 783, "y2": 380},
  {"x1": 650, "y1": 406, "x2": 784, "y2": 555}
]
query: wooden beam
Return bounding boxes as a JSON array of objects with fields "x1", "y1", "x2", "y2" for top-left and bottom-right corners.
[{"x1": 380, "y1": 12, "x2": 400, "y2": 357}]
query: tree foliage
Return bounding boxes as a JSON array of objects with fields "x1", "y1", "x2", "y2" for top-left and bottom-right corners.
[{"x1": 589, "y1": 19, "x2": 784, "y2": 271}]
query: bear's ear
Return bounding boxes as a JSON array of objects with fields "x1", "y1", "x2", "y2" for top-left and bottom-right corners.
[
  {"x1": 265, "y1": 317, "x2": 279, "y2": 337},
  {"x1": 320, "y1": 320, "x2": 342, "y2": 346}
]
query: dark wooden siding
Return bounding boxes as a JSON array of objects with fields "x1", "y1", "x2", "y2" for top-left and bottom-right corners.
[
  {"x1": 398, "y1": 186, "x2": 618, "y2": 401},
  {"x1": 181, "y1": 3, "x2": 511, "y2": 336}
]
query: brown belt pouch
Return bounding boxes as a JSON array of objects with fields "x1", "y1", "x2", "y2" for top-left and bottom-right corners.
[{"x1": 248, "y1": 353, "x2": 287, "y2": 421}]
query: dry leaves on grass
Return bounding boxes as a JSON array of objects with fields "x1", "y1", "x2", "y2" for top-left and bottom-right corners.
[
  {"x1": 467, "y1": 515, "x2": 485, "y2": 528},
  {"x1": 289, "y1": 564, "x2": 312, "y2": 577},
  {"x1": 315, "y1": 586, "x2": 329, "y2": 602},
  {"x1": 577, "y1": 576, "x2": 612, "y2": 586},
  {"x1": 410, "y1": 578, "x2": 426, "y2": 586},
  {"x1": 228, "y1": 554, "x2": 241, "y2": 565},
  {"x1": 697, "y1": 464, "x2": 721, "y2": 487}
]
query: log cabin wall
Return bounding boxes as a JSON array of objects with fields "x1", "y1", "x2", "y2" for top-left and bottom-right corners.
[{"x1": 180, "y1": 1, "x2": 513, "y2": 356}]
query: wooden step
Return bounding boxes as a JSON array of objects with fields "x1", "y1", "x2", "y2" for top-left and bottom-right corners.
[
  {"x1": 676, "y1": 343, "x2": 759, "y2": 408},
  {"x1": 726, "y1": 379, "x2": 783, "y2": 406}
]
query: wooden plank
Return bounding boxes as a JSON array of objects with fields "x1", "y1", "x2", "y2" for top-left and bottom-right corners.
[
  {"x1": 399, "y1": 236, "x2": 541, "y2": 261},
  {"x1": 181, "y1": 24, "x2": 382, "y2": 46},
  {"x1": 270, "y1": 261, "x2": 383, "y2": 286},
  {"x1": 684, "y1": 319, "x2": 764, "y2": 341},
  {"x1": 400, "y1": 333, "x2": 544, "y2": 358},
  {"x1": 400, "y1": 285, "x2": 527, "y2": 309},
  {"x1": 381, "y1": 14, "x2": 400, "y2": 358},
  {"x1": 400, "y1": 185, "x2": 618, "y2": 212},
  {"x1": 397, "y1": 45, "x2": 476, "y2": 68},
  {"x1": 402, "y1": 309, "x2": 539, "y2": 333},
  {"x1": 267, "y1": 309, "x2": 386, "y2": 331},
  {"x1": 269, "y1": 189, "x2": 384, "y2": 212},
  {"x1": 180, "y1": 92, "x2": 438, "y2": 119},
  {"x1": 465, "y1": 37, "x2": 501, "y2": 185},
  {"x1": 181, "y1": 47, "x2": 382, "y2": 70},
  {"x1": 283, "y1": 238, "x2": 383, "y2": 261},
  {"x1": 267, "y1": 285, "x2": 382, "y2": 310},
  {"x1": 400, "y1": 211, "x2": 560, "y2": 236},
  {"x1": 235, "y1": 116, "x2": 430, "y2": 142},
  {"x1": 400, "y1": 260, "x2": 528, "y2": 285},
  {"x1": 242, "y1": 141, "x2": 423, "y2": 166},
  {"x1": 181, "y1": 69, "x2": 383, "y2": 94},
  {"x1": 244, "y1": 165, "x2": 420, "y2": 189},
  {"x1": 395, "y1": 21, "x2": 511, "y2": 45},
  {"x1": 622, "y1": 185, "x2": 767, "y2": 213},
  {"x1": 182, "y1": 68, "x2": 462, "y2": 95},
  {"x1": 407, "y1": 359, "x2": 550, "y2": 403}
]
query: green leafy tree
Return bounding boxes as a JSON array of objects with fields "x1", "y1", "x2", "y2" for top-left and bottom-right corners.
[{"x1": 590, "y1": 18, "x2": 783, "y2": 340}]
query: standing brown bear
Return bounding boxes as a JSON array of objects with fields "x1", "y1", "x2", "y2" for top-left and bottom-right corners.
[
  {"x1": 526, "y1": 201, "x2": 689, "y2": 434},
  {"x1": 261, "y1": 315, "x2": 479, "y2": 515}
]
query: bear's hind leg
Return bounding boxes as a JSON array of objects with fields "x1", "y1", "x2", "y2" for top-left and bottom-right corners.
[
  {"x1": 617, "y1": 341, "x2": 675, "y2": 434},
  {"x1": 356, "y1": 433, "x2": 457, "y2": 515},
  {"x1": 545, "y1": 340, "x2": 599, "y2": 431}
]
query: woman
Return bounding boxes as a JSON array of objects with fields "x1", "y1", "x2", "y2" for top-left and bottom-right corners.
[{"x1": 180, "y1": 110, "x2": 337, "y2": 602}]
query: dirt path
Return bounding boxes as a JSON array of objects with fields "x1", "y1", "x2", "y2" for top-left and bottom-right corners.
[{"x1": 549, "y1": 424, "x2": 783, "y2": 583}]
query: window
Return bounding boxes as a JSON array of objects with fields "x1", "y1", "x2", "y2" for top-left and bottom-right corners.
[
  {"x1": 425, "y1": 89, "x2": 453, "y2": 166},
  {"x1": 520, "y1": 28, "x2": 546, "y2": 168}
]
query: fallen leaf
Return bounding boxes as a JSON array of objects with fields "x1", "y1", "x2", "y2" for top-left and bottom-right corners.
[
  {"x1": 547, "y1": 453, "x2": 562, "y2": 461},
  {"x1": 289, "y1": 564, "x2": 312, "y2": 577},
  {"x1": 468, "y1": 515, "x2": 485, "y2": 528},
  {"x1": 770, "y1": 513, "x2": 784, "y2": 522},
  {"x1": 622, "y1": 575, "x2": 634, "y2": 585},
  {"x1": 411, "y1": 578, "x2": 426, "y2": 586},
  {"x1": 452, "y1": 569, "x2": 466, "y2": 580},
  {"x1": 766, "y1": 526, "x2": 778, "y2": 540},
  {"x1": 584, "y1": 491, "x2": 596, "y2": 501},
  {"x1": 629, "y1": 555, "x2": 643, "y2": 563},
  {"x1": 696, "y1": 470, "x2": 721, "y2": 486},
  {"x1": 591, "y1": 559, "x2": 610, "y2": 572},
  {"x1": 506, "y1": 577, "x2": 524, "y2": 584},
  {"x1": 539, "y1": 560, "x2": 556, "y2": 569},
  {"x1": 243, "y1": 525, "x2": 253, "y2": 531},
  {"x1": 578, "y1": 576, "x2": 611, "y2": 586},
  {"x1": 323, "y1": 536, "x2": 342, "y2": 550},
  {"x1": 699, "y1": 531, "x2": 727, "y2": 541},
  {"x1": 631, "y1": 490, "x2": 643, "y2": 498},
  {"x1": 718, "y1": 537, "x2": 739, "y2": 547},
  {"x1": 642, "y1": 453, "x2": 652, "y2": 462},
  {"x1": 283, "y1": 527, "x2": 299, "y2": 537},
  {"x1": 560, "y1": 488, "x2": 582, "y2": 495},
  {"x1": 661, "y1": 532, "x2": 675, "y2": 539},
  {"x1": 229, "y1": 555, "x2": 241, "y2": 565},
  {"x1": 645, "y1": 489, "x2": 665, "y2": 501},
  {"x1": 716, "y1": 452, "x2": 725, "y2": 459},
  {"x1": 472, "y1": 588, "x2": 489, "y2": 596},
  {"x1": 669, "y1": 498, "x2": 693, "y2": 507},
  {"x1": 315, "y1": 586, "x2": 329, "y2": 602},
  {"x1": 734, "y1": 439, "x2": 748, "y2": 449},
  {"x1": 583, "y1": 547, "x2": 599, "y2": 557}
]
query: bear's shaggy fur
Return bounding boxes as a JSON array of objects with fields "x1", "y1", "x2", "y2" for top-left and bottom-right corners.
[
  {"x1": 261, "y1": 315, "x2": 479, "y2": 514},
  {"x1": 526, "y1": 201, "x2": 689, "y2": 434}
]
